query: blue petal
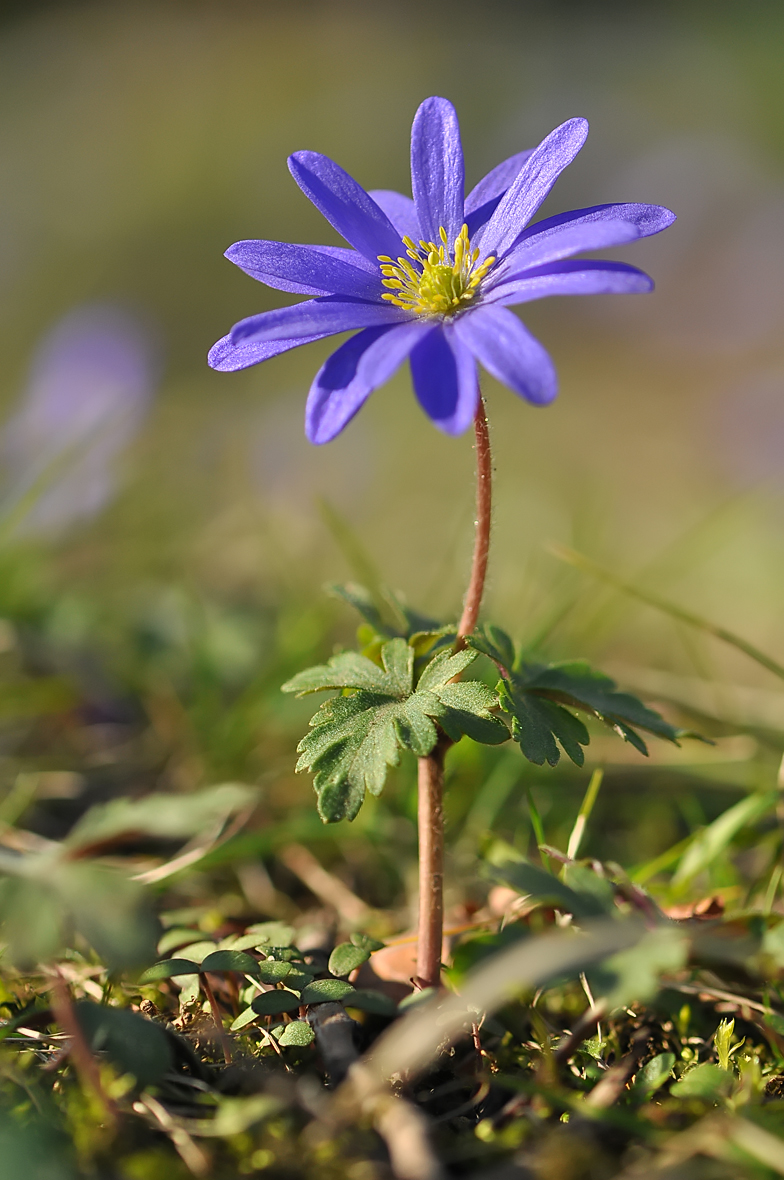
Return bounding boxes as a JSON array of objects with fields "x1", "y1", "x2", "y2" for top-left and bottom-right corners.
[
  {"x1": 453, "y1": 306, "x2": 557, "y2": 405},
  {"x1": 368, "y1": 190, "x2": 421, "y2": 242},
  {"x1": 306, "y1": 321, "x2": 431, "y2": 444},
  {"x1": 465, "y1": 149, "x2": 534, "y2": 237},
  {"x1": 513, "y1": 202, "x2": 676, "y2": 249},
  {"x1": 479, "y1": 119, "x2": 590, "y2": 260},
  {"x1": 489, "y1": 219, "x2": 643, "y2": 286},
  {"x1": 225, "y1": 241, "x2": 380, "y2": 298},
  {"x1": 409, "y1": 324, "x2": 478, "y2": 435},
  {"x1": 410, "y1": 97, "x2": 465, "y2": 245},
  {"x1": 230, "y1": 297, "x2": 411, "y2": 346},
  {"x1": 484, "y1": 259, "x2": 654, "y2": 307},
  {"x1": 288, "y1": 152, "x2": 404, "y2": 263},
  {"x1": 208, "y1": 333, "x2": 326, "y2": 372}
]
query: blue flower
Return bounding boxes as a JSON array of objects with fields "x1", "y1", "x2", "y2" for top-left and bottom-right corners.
[{"x1": 209, "y1": 98, "x2": 674, "y2": 443}]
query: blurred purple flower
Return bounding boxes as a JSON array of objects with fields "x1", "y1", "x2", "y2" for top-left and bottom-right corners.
[
  {"x1": 210, "y1": 96, "x2": 674, "y2": 443},
  {"x1": 3, "y1": 305, "x2": 158, "y2": 534}
]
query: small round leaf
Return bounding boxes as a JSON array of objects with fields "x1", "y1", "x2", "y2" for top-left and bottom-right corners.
[
  {"x1": 251, "y1": 990, "x2": 300, "y2": 1016},
  {"x1": 139, "y1": 958, "x2": 199, "y2": 983},
  {"x1": 200, "y1": 950, "x2": 261, "y2": 977},
  {"x1": 277, "y1": 1020, "x2": 315, "y2": 1047},
  {"x1": 300, "y1": 979, "x2": 355, "y2": 1005},
  {"x1": 328, "y1": 943, "x2": 370, "y2": 977},
  {"x1": 230, "y1": 1007, "x2": 259, "y2": 1032},
  {"x1": 257, "y1": 960, "x2": 293, "y2": 984},
  {"x1": 344, "y1": 989, "x2": 397, "y2": 1016}
]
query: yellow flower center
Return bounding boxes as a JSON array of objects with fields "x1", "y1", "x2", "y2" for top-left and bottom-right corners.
[{"x1": 377, "y1": 224, "x2": 495, "y2": 317}]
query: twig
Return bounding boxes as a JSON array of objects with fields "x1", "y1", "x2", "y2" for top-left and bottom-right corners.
[
  {"x1": 49, "y1": 970, "x2": 116, "y2": 1125},
  {"x1": 278, "y1": 843, "x2": 370, "y2": 925},
  {"x1": 133, "y1": 1094, "x2": 210, "y2": 1175},
  {"x1": 584, "y1": 1028, "x2": 650, "y2": 1108},
  {"x1": 199, "y1": 975, "x2": 232, "y2": 1064}
]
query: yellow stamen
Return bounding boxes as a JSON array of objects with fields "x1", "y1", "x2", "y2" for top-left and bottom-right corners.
[{"x1": 376, "y1": 223, "x2": 495, "y2": 318}]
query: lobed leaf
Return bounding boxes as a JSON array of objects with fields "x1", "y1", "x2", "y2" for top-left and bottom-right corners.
[
  {"x1": 486, "y1": 643, "x2": 687, "y2": 767},
  {"x1": 291, "y1": 638, "x2": 507, "y2": 823}
]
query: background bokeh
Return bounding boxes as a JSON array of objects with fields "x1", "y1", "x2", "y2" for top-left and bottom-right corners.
[{"x1": 0, "y1": 0, "x2": 783, "y2": 916}]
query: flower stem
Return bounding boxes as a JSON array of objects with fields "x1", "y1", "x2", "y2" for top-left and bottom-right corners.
[
  {"x1": 416, "y1": 395, "x2": 493, "y2": 990},
  {"x1": 456, "y1": 395, "x2": 492, "y2": 647}
]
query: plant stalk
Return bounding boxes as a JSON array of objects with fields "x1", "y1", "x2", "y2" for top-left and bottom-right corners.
[{"x1": 416, "y1": 396, "x2": 493, "y2": 989}]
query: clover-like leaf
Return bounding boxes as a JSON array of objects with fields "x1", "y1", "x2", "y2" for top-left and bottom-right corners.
[
  {"x1": 230, "y1": 1007, "x2": 259, "y2": 1032},
  {"x1": 277, "y1": 1020, "x2": 315, "y2": 1047},
  {"x1": 343, "y1": 988, "x2": 397, "y2": 1016},
  {"x1": 251, "y1": 990, "x2": 300, "y2": 1016},
  {"x1": 328, "y1": 942, "x2": 371, "y2": 977},
  {"x1": 285, "y1": 639, "x2": 508, "y2": 823},
  {"x1": 138, "y1": 958, "x2": 200, "y2": 983},
  {"x1": 200, "y1": 950, "x2": 261, "y2": 977},
  {"x1": 300, "y1": 978, "x2": 355, "y2": 1004}
]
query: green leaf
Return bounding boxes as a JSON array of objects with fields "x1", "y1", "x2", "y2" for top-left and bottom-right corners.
[
  {"x1": 328, "y1": 942, "x2": 371, "y2": 977},
  {"x1": 251, "y1": 990, "x2": 300, "y2": 1016},
  {"x1": 672, "y1": 792, "x2": 777, "y2": 888},
  {"x1": 75, "y1": 1001, "x2": 172, "y2": 1086},
  {"x1": 632, "y1": 1052, "x2": 676, "y2": 1097},
  {"x1": 292, "y1": 640, "x2": 507, "y2": 823},
  {"x1": 277, "y1": 1020, "x2": 315, "y2": 1047},
  {"x1": 282, "y1": 639, "x2": 412, "y2": 697},
  {"x1": 200, "y1": 950, "x2": 261, "y2": 976},
  {"x1": 65, "y1": 784, "x2": 257, "y2": 853},
  {"x1": 493, "y1": 651, "x2": 685, "y2": 767},
  {"x1": 256, "y1": 960, "x2": 293, "y2": 984},
  {"x1": 246, "y1": 921, "x2": 295, "y2": 947},
  {"x1": 670, "y1": 1063, "x2": 733, "y2": 1099},
  {"x1": 486, "y1": 853, "x2": 608, "y2": 919},
  {"x1": 466, "y1": 624, "x2": 516, "y2": 671},
  {"x1": 54, "y1": 862, "x2": 160, "y2": 971},
  {"x1": 138, "y1": 958, "x2": 200, "y2": 983},
  {"x1": 300, "y1": 978, "x2": 355, "y2": 1004},
  {"x1": 350, "y1": 932, "x2": 385, "y2": 952},
  {"x1": 343, "y1": 989, "x2": 397, "y2": 1016},
  {"x1": 157, "y1": 927, "x2": 204, "y2": 956},
  {"x1": 281, "y1": 968, "x2": 314, "y2": 993},
  {"x1": 230, "y1": 1007, "x2": 259, "y2": 1032},
  {"x1": 587, "y1": 925, "x2": 687, "y2": 1008}
]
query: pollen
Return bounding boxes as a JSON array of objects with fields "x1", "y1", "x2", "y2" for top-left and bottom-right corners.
[{"x1": 377, "y1": 224, "x2": 495, "y2": 317}]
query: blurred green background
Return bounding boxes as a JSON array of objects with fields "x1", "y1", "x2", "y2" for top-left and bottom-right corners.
[{"x1": 0, "y1": 0, "x2": 783, "y2": 918}]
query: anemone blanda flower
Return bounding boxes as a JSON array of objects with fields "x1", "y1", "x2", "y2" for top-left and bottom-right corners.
[{"x1": 209, "y1": 98, "x2": 674, "y2": 443}]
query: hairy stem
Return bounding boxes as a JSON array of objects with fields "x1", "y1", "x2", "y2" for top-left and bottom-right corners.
[
  {"x1": 456, "y1": 396, "x2": 492, "y2": 646},
  {"x1": 416, "y1": 397, "x2": 493, "y2": 990}
]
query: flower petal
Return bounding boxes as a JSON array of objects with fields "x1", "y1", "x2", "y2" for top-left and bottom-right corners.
[
  {"x1": 410, "y1": 97, "x2": 465, "y2": 245},
  {"x1": 490, "y1": 218, "x2": 643, "y2": 284},
  {"x1": 514, "y1": 202, "x2": 676, "y2": 248},
  {"x1": 208, "y1": 332, "x2": 327, "y2": 372},
  {"x1": 465, "y1": 149, "x2": 534, "y2": 236},
  {"x1": 453, "y1": 305, "x2": 557, "y2": 405},
  {"x1": 485, "y1": 259, "x2": 654, "y2": 306},
  {"x1": 230, "y1": 297, "x2": 411, "y2": 346},
  {"x1": 225, "y1": 241, "x2": 381, "y2": 298},
  {"x1": 479, "y1": 118, "x2": 590, "y2": 260},
  {"x1": 409, "y1": 324, "x2": 478, "y2": 435},
  {"x1": 306, "y1": 321, "x2": 430, "y2": 444},
  {"x1": 288, "y1": 151, "x2": 404, "y2": 262},
  {"x1": 368, "y1": 190, "x2": 421, "y2": 242}
]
